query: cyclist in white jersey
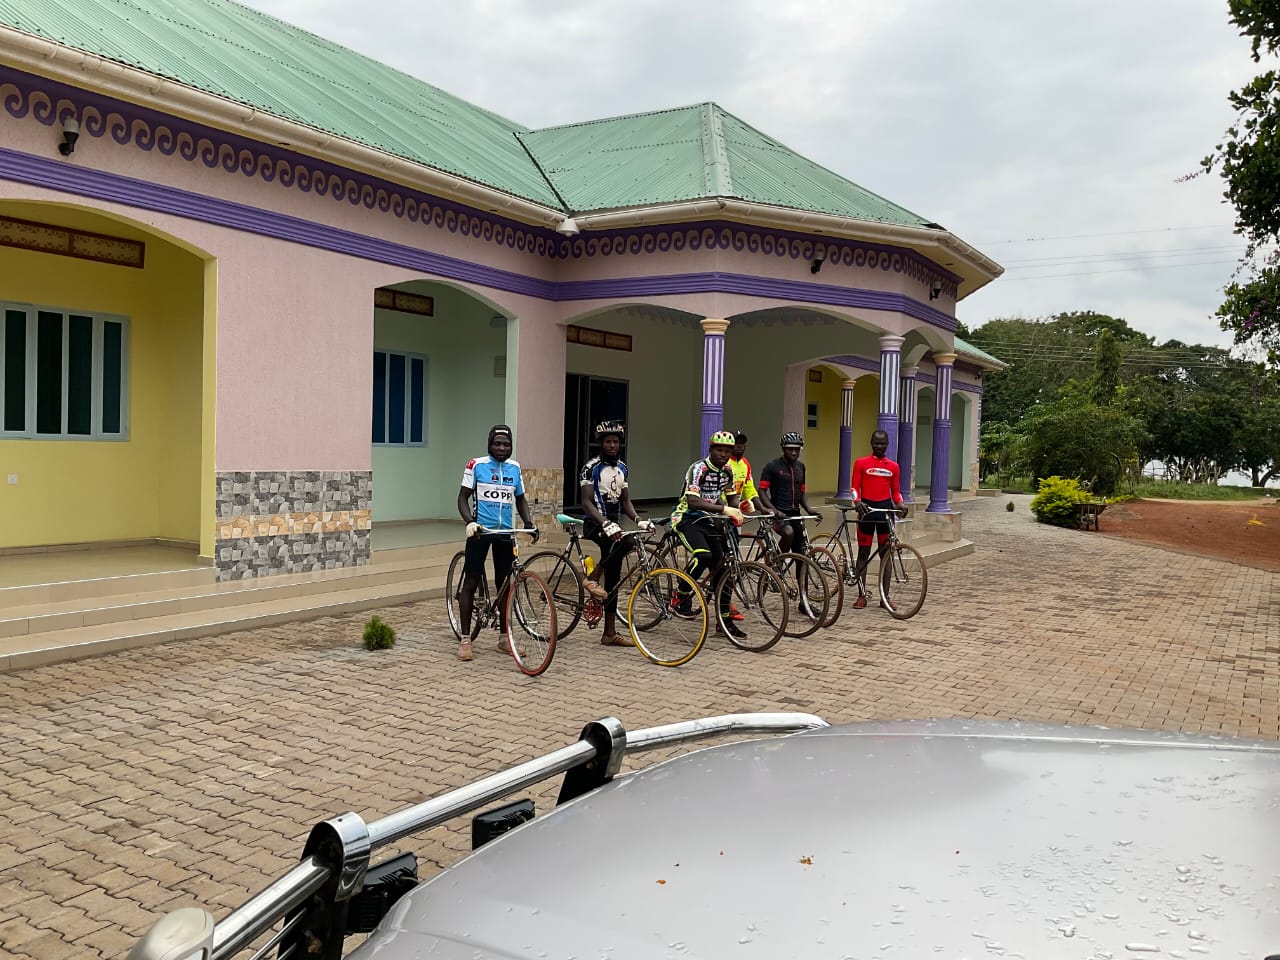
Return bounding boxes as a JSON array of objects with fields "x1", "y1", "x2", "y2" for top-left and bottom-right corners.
[{"x1": 455, "y1": 424, "x2": 539, "y2": 661}]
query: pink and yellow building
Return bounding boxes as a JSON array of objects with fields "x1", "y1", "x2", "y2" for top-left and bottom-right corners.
[{"x1": 0, "y1": 0, "x2": 1004, "y2": 581}]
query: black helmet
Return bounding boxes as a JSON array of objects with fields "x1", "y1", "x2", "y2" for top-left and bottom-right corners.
[
  {"x1": 780, "y1": 431, "x2": 804, "y2": 448},
  {"x1": 488, "y1": 424, "x2": 513, "y2": 444},
  {"x1": 734, "y1": 430, "x2": 749, "y2": 442},
  {"x1": 595, "y1": 420, "x2": 625, "y2": 439}
]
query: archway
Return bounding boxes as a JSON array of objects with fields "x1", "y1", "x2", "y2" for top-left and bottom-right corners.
[
  {"x1": 558, "y1": 304, "x2": 702, "y2": 505},
  {"x1": 370, "y1": 278, "x2": 522, "y2": 522},
  {"x1": 0, "y1": 200, "x2": 212, "y2": 557}
]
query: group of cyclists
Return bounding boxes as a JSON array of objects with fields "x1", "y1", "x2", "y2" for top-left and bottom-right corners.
[{"x1": 454, "y1": 420, "x2": 907, "y2": 662}]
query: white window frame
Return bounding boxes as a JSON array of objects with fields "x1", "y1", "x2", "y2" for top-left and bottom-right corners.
[
  {"x1": 0, "y1": 301, "x2": 130, "y2": 441},
  {"x1": 372, "y1": 349, "x2": 427, "y2": 448}
]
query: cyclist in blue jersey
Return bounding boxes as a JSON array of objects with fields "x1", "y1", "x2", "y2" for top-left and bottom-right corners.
[
  {"x1": 579, "y1": 421, "x2": 654, "y2": 647},
  {"x1": 455, "y1": 424, "x2": 540, "y2": 661}
]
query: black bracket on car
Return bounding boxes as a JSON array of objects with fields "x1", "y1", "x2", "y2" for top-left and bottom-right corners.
[
  {"x1": 281, "y1": 812, "x2": 371, "y2": 960},
  {"x1": 557, "y1": 716, "x2": 627, "y2": 804}
]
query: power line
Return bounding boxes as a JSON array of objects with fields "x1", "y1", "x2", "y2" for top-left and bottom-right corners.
[
  {"x1": 976, "y1": 224, "x2": 1237, "y2": 245},
  {"x1": 1001, "y1": 244, "x2": 1245, "y2": 266},
  {"x1": 997, "y1": 258, "x2": 1240, "y2": 281}
]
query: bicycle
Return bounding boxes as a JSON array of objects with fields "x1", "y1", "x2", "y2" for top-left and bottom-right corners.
[
  {"x1": 444, "y1": 527, "x2": 558, "y2": 676},
  {"x1": 736, "y1": 514, "x2": 836, "y2": 637},
  {"x1": 651, "y1": 515, "x2": 790, "y2": 652},
  {"x1": 521, "y1": 513, "x2": 667, "y2": 639},
  {"x1": 811, "y1": 503, "x2": 927, "y2": 620}
]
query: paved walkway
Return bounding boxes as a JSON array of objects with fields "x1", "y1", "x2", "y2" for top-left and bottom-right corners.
[{"x1": 0, "y1": 496, "x2": 1276, "y2": 958}]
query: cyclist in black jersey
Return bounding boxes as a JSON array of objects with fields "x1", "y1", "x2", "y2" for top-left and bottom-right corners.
[{"x1": 758, "y1": 432, "x2": 823, "y2": 555}]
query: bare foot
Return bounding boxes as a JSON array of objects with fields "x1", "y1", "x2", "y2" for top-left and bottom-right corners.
[{"x1": 456, "y1": 642, "x2": 474, "y2": 661}]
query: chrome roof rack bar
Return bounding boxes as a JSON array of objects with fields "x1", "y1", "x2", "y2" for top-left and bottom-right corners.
[{"x1": 130, "y1": 712, "x2": 828, "y2": 960}]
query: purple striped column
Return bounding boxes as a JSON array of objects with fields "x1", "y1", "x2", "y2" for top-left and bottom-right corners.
[
  {"x1": 876, "y1": 335, "x2": 905, "y2": 462},
  {"x1": 837, "y1": 378, "x2": 856, "y2": 499},
  {"x1": 699, "y1": 318, "x2": 730, "y2": 453},
  {"x1": 927, "y1": 353, "x2": 957, "y2": 513},
  {"x1": 898, "y1": 367, "x2": 919, "y2": 502}
]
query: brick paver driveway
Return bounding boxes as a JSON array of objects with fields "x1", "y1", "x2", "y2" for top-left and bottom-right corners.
[{"x1": 1, "y1": 496, "x2": 1276, "y2": 958}]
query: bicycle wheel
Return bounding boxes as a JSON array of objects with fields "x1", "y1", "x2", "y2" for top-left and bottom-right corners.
[
  {"x1": 627, "y1": 568, "x2": 707, "y2": 667},
  {"x1": 713, "y1": 561, "x2": 788, "y2": 652},
  {"x1": 879, "y1": 543, "x2": 927, "y2": 620},
  {"x1": 506, "y1": 571, "x2": 557, "y2": 675},
  {"x1": 522, "y1": 551, "x2": 583, "y2": 639},
  {"x1": 445, "y1": 551, "x2": 467, "y2": 641},
  {"x1": 770, "y1": 552, "x2": 828, "y2": 639},
  {"x1": 616, "y1": 543, "x2": 662, "y2": 629},
  {"x1": 808, "y1": 545, "x2": 845, "y2": 628}
]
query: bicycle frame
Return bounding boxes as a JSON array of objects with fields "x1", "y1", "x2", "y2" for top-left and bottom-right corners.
[
  {"x1": 549, "y1": 517, "x2": 664, "y2": 607},
  {"x1": 467, "y1": 527, "x2": 540, "y2": 626},
  {"x1": 829, "y1": 507, "x2": 907, "y2": 590}
]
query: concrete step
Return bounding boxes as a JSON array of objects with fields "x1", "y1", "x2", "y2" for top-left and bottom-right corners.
[
  {"x1": 0, "y1": 570, "x2": 452, "y2": 673},
  {"x1": 0, "y1": 546, "x2": 462, "y2": 637}
]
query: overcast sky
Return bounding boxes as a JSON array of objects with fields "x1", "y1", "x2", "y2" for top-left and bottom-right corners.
[{"x1": 241, "y1": 0, "x2": 1257, "y2": 348}]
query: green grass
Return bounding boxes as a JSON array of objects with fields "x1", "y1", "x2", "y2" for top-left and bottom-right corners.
[{"x1": 1130, "y1": 480, "x2": 1263, "y2": 501}]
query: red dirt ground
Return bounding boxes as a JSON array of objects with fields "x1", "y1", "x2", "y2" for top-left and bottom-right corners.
[{"x1": 1100, "y1": 496, "x2": 1280, "y2": 572}]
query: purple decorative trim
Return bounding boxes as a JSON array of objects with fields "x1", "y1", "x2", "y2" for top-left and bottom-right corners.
[
  {"x1": 555, "y1": 274, "x2": 956, "y2": 331},
  {"x1": 557, "y1": 222, "x2": 962, "y2": 290},
  {"x1": 0, "y1": 65, "x2": 561, "y2": 256},
  {"x1": 0, "y1": 64, "x2": 964, "y2": 297},
  {"x1": 0, "y1": 146, "x2": 557, "y2": 297},
  {"x1": 824, "y1": 355, "x2": 881, "y2": 374}
]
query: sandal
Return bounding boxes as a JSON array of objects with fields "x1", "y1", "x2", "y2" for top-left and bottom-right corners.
[
  {"x1": 498, "y1": 636, "x2": 513, "y2": 654},
  {"x1": 456, "y1": 642, "x2": 474, "y2": 661}
]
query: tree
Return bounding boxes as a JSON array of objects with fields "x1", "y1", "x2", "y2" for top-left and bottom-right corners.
[
  {"x1": 1018, "y1": 399, "x2": 1147, "y2": 496},
  {"x1": 964, "y1": 312, "x2": 1149, "y2": 427},
  {"x1": 1090, "y1": 329, "x2": 1122, "y2": 404},
  {"x1": 1226, "y1": 360, "x2": 1280, "y2": 485},
  {"x1": 1202, "y1": 0, "x2": 1280, "y2": 362}
]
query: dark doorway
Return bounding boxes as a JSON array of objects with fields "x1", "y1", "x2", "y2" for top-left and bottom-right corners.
[{"x1": 563, "y1": 374, "x2": 629, "y2": 506}]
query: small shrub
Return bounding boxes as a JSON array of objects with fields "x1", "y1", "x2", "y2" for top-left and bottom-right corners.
[
  {"x1": 1030, "y1": 476, "x2": 1090, "y2": 527},
  {"x1": 362, "y1": 615, "x2": 396, "y2": 650},
  {"x1": 1005, "y1": 501, "x2": 1015, "y2": 512}
]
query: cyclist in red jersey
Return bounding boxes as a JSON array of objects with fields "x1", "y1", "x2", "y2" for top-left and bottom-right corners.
[{"x1": 850, "y1": 429, "x2": 906, "y2": 609}]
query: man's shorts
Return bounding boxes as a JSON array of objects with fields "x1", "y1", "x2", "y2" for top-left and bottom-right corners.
[
  {"x1": 856, "y1": 499, "x2": 896, "y2": 547},
  {"x1": 463, "y1": 532, "x2": 515, "y2": 579},
  {"x1": 771, "y1": 512, "x2": 809, "y2": 553}
]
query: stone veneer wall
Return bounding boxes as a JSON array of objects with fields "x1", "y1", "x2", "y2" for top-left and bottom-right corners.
[
  {"x1": 215, "y1": 471, "x2": 371, "y2": 581},
  {"x1": 521, "y1": 467, "x2": 564, "y2": 536}
]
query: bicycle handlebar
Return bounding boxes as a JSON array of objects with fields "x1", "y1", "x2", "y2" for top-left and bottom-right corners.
[{"x1": 477, "y1": 526, "x2": 540, "y2": 536}]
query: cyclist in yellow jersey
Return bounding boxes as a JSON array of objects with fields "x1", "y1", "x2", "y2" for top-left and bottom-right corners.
[{"x1": 728, "y1": 430, "x2": 764, "y2": 515}]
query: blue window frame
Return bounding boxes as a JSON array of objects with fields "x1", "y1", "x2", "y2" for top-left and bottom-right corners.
[
  {"x1": 372, "y1": 349, "x2": 427, "y2": 446},
  {"x1": 0, "y1": 302, "x2": 129, "y2": 440}
]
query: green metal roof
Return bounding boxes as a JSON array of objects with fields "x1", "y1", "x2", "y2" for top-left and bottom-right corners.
[
  {"x1": 519, "y1": 103, "x2": 934, "y2": 224},
  {"x1": 0, "y1": 0, "x2": 939, "y2": 227},
  {"x1": 0, "y1": 0, "x2": 563, "y2": 206},
  {"x1": 954, "y1": 336, "x2": 1006, "y2": 369}
]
